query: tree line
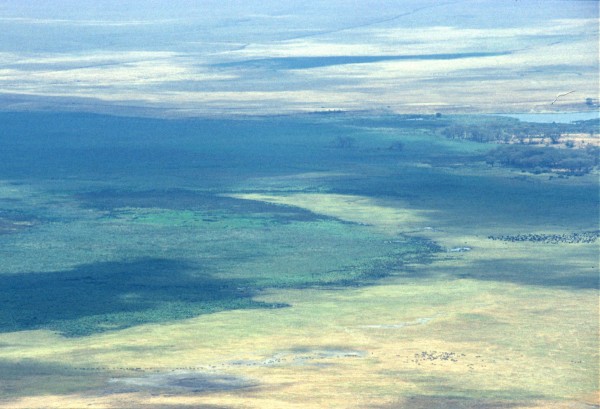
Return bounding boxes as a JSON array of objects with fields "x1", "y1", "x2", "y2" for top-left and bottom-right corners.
[
  {"x1": 485, "y1": 144, "x2": 599, "y2": 175},
  {"x1": 439, "y1": 118, "x2": 598, "y2": 144}
]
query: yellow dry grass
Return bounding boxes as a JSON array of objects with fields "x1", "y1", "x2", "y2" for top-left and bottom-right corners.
[{"x1": 228, "y1": 192, "x2": 433, "y2": 236}]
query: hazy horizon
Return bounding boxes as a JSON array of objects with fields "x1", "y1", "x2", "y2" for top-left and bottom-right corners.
[{"x1": 0, "y1": 0, "x2": 598, "y2": 116}]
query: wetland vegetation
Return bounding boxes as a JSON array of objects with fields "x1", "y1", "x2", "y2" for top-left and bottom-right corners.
[{"x1": 0, "y1": 111, "x2": 598, "y2": 408}]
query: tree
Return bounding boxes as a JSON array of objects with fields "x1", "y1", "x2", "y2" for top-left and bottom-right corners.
[{"x1": 547, "y1": 131, "x2": 561, "y2": 145}]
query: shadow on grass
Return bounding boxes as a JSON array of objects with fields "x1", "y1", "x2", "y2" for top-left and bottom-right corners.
[
  {"x1": 0, "y1": 359, "x2": 259, "y2": 402},
  {"x1": 414, "y1": 256, "x2": 600, "y2": 290},
  {"x1": 133, "y1": 405, "x2": 234, "y2": 409},
  {"x1": 0, "y1": 234, "x2": 441, "y2": 337},
  {"x1": 108, "y1": 371, "x2": 258, "y2": 394},
  {"x1": 374, "y1": 373, "x2": 546, "y2": 408},
  {"x1": 333, "y1": 167, "x2": 599, "y2": 233},
  {"x1": 78, "y1": 188, "x2": 330, "y2": 223},
  {"x1": 376, "y1": 395, "x2": 527, "y2": 409},
  {"x1": 471, "y1": 258, "x2": 599, "y2": 289},
  {"x1": 215, "y1": 52, "x2": 511, "y2": 70},
  {"x1": 0, "y1": 359, "x2": 106, "y2": 398},
  {"x1": 0, "y1": 258, "x2": 285, "y2": 337}
]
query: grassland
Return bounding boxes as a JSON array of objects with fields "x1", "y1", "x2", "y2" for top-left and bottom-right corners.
[{"x1": 0, "y1": 112, "x2": 597, "y2": 408}]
